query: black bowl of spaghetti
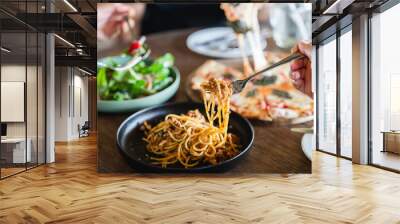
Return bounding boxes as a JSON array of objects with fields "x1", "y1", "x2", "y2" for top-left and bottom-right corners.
[{"x1": 117, "y1": 102, "x2": 254, "y2": 173}]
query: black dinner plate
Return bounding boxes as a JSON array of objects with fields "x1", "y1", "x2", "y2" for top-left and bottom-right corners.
[{"x1": 116, "y1": 102, "x2": 254, "y2": 173}]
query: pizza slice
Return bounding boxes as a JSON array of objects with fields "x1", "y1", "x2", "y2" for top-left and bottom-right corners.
[
  {"x1": 191, "y1": 60, "x2": 244, "y2": 91},
  {"x1": 190, "y1": 60, "x2": 313, "y2": 121}
]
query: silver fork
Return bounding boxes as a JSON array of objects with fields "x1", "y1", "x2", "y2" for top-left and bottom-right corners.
[
  {"x1": 232, "y1": 52, "x2": 305, "y2": 94},
  {"x1": 114, "y1": 47, "x2": 150, "y2": 72},
  {"x1": 97, "y1": 47, "x2": 151, "y2": 72}
]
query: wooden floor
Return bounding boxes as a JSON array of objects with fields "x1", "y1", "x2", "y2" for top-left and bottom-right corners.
[
  {"x1": 1, "y1": 163, "x2": 45, "y2": 178},
  {"x1": 372, "y1": 150, "x2": 400, "y2": 171},
  {"x1": 0, "y1": 135, "x2": 400, "y2": 223},
  {"x1": 1, "y1": 167, "x2": 26, "y2": 178}
]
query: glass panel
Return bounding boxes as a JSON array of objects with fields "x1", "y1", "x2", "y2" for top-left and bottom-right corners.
[
  {"x1": 371, "y1": 4, "x2": 400, "y2": 171},
  {"x1": 317, "y1": 37, "x2": 337, "y2": 154},
  {"x1": 339, "y1": 29, "x2": 352, "y2": 158},
  {"x1": 38, "y1": 32, "x2": 45, "y2": 165},
  {"x1": 0, "y1": 0, "x2": 46, "y2": 178},
  {"x1": 1, "y1": 31, "x2": 27, "y2": 177},
  {"x1": 27, "y1": 31, "x2": 38, "y2": 169},
  {"x1": 26, "y1": 0, "x2": 39, "y2": 169}
]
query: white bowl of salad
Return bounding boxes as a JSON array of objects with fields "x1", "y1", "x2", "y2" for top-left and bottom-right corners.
[{"x1": 97, "y1": 40, "x2": 180, "y2": 113}]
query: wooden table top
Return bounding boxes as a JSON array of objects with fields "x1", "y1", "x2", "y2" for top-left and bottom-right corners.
[{"x1": 98, "y1": 28, "x2": 311, "y2": 174}]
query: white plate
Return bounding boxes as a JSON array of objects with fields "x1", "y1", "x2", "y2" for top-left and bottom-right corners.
[
  {"x1": 301, "y1": 133, "x2": 313, "y2": 161},
  {"x1": 186, "y1": 27, "x2": 266, "y2": 59}
]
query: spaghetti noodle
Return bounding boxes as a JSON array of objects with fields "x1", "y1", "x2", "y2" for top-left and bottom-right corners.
[{"x1": 142, "y1": 78, "x2": 239, "y2": 168}]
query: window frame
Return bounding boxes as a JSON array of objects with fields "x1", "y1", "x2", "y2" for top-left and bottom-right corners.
[
  {"x1": 367, "y1": 1, "x2": 400, "y2": 173},
  {"x1": 315, "y1": 23, "x2": 353, "y2": 160}
]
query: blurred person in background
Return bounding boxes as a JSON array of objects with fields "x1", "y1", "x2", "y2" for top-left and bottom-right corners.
[
  {"x1": 97, "y1": 3, "x2": 312, "y2": 97},
  {"x1": 97, "y1": 3, "x2": 310, "y2": 45},
  {"x1": 97, "y1": 4, "x2": 225, "y2": 41},
  {"x1": 97, "y1": 3, "x2": 145, "y2": 42}
]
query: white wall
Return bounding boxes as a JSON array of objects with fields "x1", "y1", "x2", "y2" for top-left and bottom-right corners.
[
  {"x1": 72, "y1": 73, "x2": 89, "y2": 138},
  {"x1": 54, "y1": 67, "x2": 89, "y2": 141},
  {"x1": 55, "y1": 67, "x2": 70, "y2": 141},
  {"x1": 1, "y1": 65, "x2": 25, "y2": 138},
  {"x1": 1, "y1": 65, "x2": 37, "y2": 138},
  {"x1": 1, "y1": 64, "x2": 46, "y2": 164}
]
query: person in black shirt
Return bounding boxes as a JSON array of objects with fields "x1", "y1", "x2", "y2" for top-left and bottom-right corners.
[
  {"x1": 141, "y1": 4, "x2": 225, "y2": 35},
  {"x1": 97, "y1": 3, "x2": 224, "y2": 40}
]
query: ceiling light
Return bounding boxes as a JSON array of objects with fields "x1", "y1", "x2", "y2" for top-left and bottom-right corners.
[
  {"x1": 1, "y1": 47, "x2": 11, "y2": 53},
  {"x1": 63, "y1": 0, "x2": 78, "y2": 12},
  {"x1": 78, "y1": 67, "x2": 92, "y2": 76},
  {"x1": 323, "y1": 0, "x2": 341, "y2": 14},
  {"x1": 76, "y1": 48, "x2": 85, "y2": 55},
  {"x1": 322, "y1": 0, "x2": 354, "y2": 15},
  {"x1": 54, "y1": 34, "x2": 75, "y2": 48}
]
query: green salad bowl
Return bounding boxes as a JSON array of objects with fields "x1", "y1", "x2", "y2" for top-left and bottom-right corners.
[{"x1": 98, "y1": 66, "x2": 180, "y2": 113}]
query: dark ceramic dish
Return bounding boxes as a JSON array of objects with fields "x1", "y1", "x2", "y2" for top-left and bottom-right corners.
[{"x1": 116, "y1": 102, "x2": 254, "y2": 173}]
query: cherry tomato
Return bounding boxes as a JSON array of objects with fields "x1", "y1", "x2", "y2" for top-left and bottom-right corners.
[{"x1": 128, "y1": 41, "x2": 141, "y2": 54}]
